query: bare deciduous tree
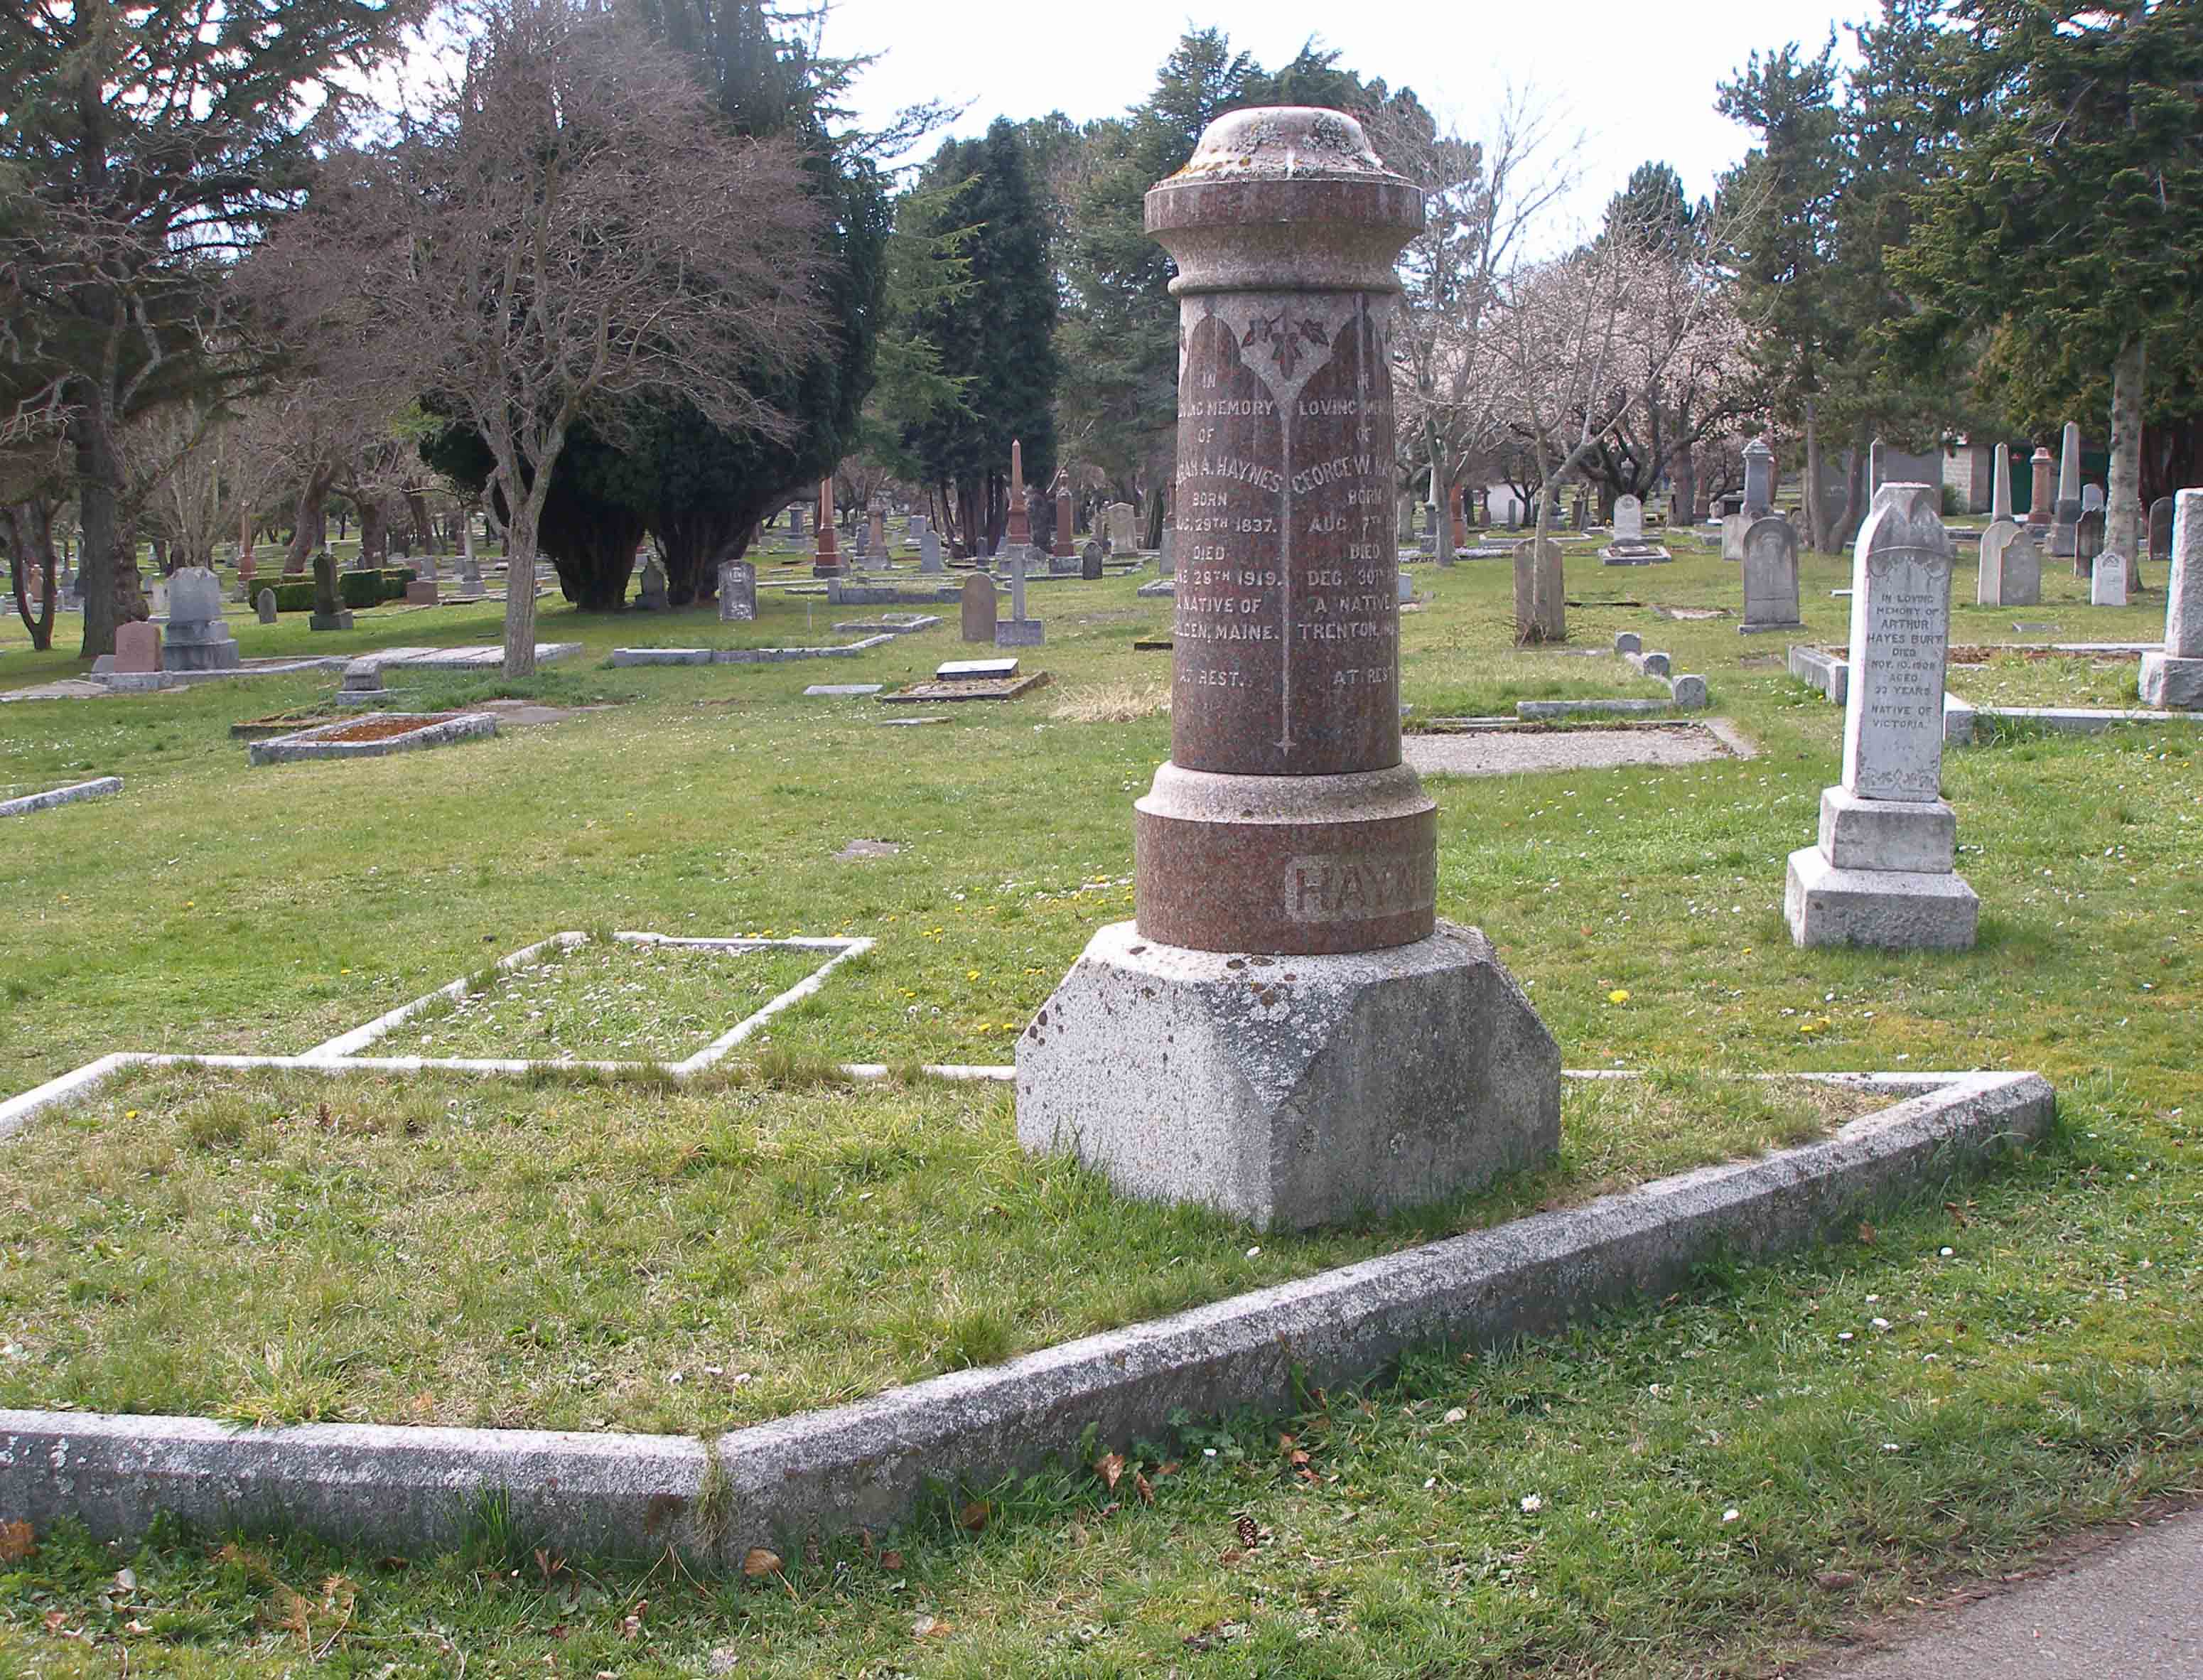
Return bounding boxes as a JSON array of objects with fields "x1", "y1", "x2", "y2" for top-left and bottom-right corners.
[
  {"x1": 265, "y1": 0, "x2": 827, "y2": 674},
  {"x1": 1485, "y1": 201, "x2": 1740, "y2": 642},
  {"x1": 1369, "y1": 88, "x2": 1571, "y2": 543}
]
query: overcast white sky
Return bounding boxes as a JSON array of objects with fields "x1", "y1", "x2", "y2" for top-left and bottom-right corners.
[{"x1": 824, "y1": 0, "x2": 1865, "y2": 232}]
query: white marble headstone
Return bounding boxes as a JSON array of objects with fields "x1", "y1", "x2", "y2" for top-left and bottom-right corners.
[{"x1": 1841, "y1": 484, "x2": 1953, "y2": 803}]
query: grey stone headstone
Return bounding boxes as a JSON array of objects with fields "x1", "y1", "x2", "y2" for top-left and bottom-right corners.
[
  {"x1": 1158, "y1": 524, "x2": 1176, "y2": 578},
  {"x1": 959, "y1": 572, "x2": 997, "y2": 644},
  {"x1": 1613, "y1": 495, "x2": 1644, "y2": 542},
  {"x1": 2150, "y1": 496, "x2": 2175, "y2": 560},
  {"x1": 2080, "y1": 483, "x2": 2104, "y2": 515},
  {"x1": 1081, "y1": 542, "x2": 1103, "y2": 581},
  {"x1": 918, "y1": 529, "x2": 944, "y2": 574},
  {"x1": 162, "y1": 566, "x2": 240, "y2": 672},
  {"x1": 1976, "y1": 519, "x2": 2040, "y2": 609},
  {"x1": 637, "y1": 556, "x2": 669, "y2": 610},
  {"x1": 2090, "y1": 551, "x2": 2129, "y2": 607},
  {"x1": 1842, "y1": 483, "x2": 1953, "y2": 802},
  {"x1": 255, "y1": 588, "x2": 277, "y2": 625},
  {"x1": 718, "y1": 559, "x2": 756, "y2": 622},
  {"x1": 1740, "y1": 516, "x2": 1802, "y2": 630},
  {"x1": 2076, "y1": 508, "x2": 2106, "y2": 569},
  {"x1": 1721, "y1": 513, "x2": 1750, "y2": 562},
  {"x1": 1743, "y1": 438, "x2": 1774, "y2": 518}
]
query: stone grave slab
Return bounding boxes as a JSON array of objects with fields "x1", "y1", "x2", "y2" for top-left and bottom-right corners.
[{"x1": 878, "y1": 672, "x2": 1050, "y2": 704}]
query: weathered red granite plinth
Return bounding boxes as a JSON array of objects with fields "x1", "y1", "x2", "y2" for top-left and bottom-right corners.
[{"x1": 1017, "y1": 108, "x2": 1559, "y2": 1229}]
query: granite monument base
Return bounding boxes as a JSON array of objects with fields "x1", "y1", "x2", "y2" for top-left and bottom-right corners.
[
  {"x1": 2138, "y1": 652, "x2": 2203, "y2": 710},
  {"x1": 310, "y1": 610, "x2": 355, "y2": 632},
  {"x1": 994, "y1": 619, "x2": 1045, "y2": 648},
  {"x1": 1784, "y1": 844, "x2": 1978, "y2": 952},
  {"x1": 1016, "y1": 919, "x2": 1561, "y2": 1231},
  {"x1": 161, "y1": 626, "x2": 240, "y2": 672}
]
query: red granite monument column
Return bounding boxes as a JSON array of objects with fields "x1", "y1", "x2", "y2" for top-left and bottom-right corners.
[
  {"x1": 812, "y1": 478, "x2": 841, "y2": 578},
  {"x1": 1018, "y1": 108, "x2": 1559, "y2": 1232},
  {"x1": 1134, "y1": 108, "x2": 1434, "y2": 956},
  {"x1": 2027, "y1": 448, "x2": 2054, "y2": 529},
  {"x1": 1053, "y1": 478, "x2": 1074, "y2": 561}
]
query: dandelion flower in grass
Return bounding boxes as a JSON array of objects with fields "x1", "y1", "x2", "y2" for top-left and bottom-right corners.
[{"x1": 1607, "y1": 989, "x2": 1630, "y2": 1005}]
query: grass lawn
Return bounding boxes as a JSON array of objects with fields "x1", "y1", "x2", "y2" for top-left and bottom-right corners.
[
  {"x1": 0, "y1": 533, "x2": 2197, "y2": 1675},
  {"x1": 397, "y1": 937, "x2": 832, "y2": 1062}
]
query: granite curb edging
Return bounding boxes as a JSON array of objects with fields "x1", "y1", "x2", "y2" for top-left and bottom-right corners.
[
  {"x1": 0, "y1": 1072, "x2": 2051, "y2": 1561},
  {"x1": 609, "y1": 635, "x2": 895, "y2": 667},
  {"x1": 0, "y1": 776, "x2": 122, "y2": 817}
]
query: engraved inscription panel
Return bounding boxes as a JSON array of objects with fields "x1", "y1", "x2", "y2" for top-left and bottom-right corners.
[
  {"x1": 1172, "y1": 291, "x2": 1401, "y2": 778},
  {"x1": 1843, "y1": 546, "x2": 1952, "y2": 801},
  {"x1": 1284, "y1": 849, "x2": 1438, "y2": 926}
]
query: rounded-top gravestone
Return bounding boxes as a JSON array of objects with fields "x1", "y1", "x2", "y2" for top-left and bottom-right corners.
[{"x1": 959, "y1": 571, "x2": 997, "y2": 644}]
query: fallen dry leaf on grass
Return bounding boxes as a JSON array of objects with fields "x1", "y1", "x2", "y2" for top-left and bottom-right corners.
[
  {"x1": 0, "y1": 1520, "x2": 34, "y2": 1563},
  {"x1": 741, "y1": 1547, "x2": 782, "y2": 1579}
]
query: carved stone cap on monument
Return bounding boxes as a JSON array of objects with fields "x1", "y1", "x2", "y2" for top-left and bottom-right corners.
[{"x1": 1146, "y1": 107, "x2": 1424, "y2": 296}]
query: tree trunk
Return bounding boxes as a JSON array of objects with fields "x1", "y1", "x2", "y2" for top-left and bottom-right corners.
[
  {"x1": 657, "y1": 506, "x2": 749, "y2": 605},
  {"x1": 407, "y1": 490, "x2": 442, "y2": 556},
  {"x1": 4, "y1": 502, "x2": 60, "y2": 652},
  {"x1": 1667, "y1": 438, "x2": 1696, "y2": 532},
  {"x1": 69, "y1": 405, "x2": 134, "y2": 660},
  {"x1": 503, "y1": 490, "x2": 543, "y2": 678},
  {"x1": 2107, "y1": 334, "x2": 2147, "y2": 588},
  {"x1": 1833, "y1": 427, "x2": 1871, "y2": 553},
  {"x1": 285, "y1": 473, "x2": 331, "y2": 574},
  {"x1": 1802, "y1": 399, "x2": 1827, "y2": 551},
  {"x1": 358, "y1": 499, "x2": 389, "y2": 567}
]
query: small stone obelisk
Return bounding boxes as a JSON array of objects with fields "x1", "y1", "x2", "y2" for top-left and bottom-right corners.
[
  {"x1": 2052, "y1": 422, "x2": 2082, "y2": 561},
  {"x1": 1785, "y1": 483, "x2": 1978, "y2": 949},
  {"x1": 998, "y1": 439, "x2": 1033, "y2": 571},
  {"x1": 1017, "y1": 107, "x2": 1558, "y2": 1231}
]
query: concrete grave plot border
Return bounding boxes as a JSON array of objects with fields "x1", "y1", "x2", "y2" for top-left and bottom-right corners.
[
  {"x1": 300, "y1": 930, "x2": 873, "y2": 1075},
  {"x1": 1787, "y1": 640, "x2": 2165, "y2": 715},
  {"x1": 0, "y1": 775, "x2": 121, "y2": 817},
  {"x1": 246, "y1": 710, "x2": 498, "y2": 766},
  {"x1": 0, "y1": 931, "x2": 882, "y2": 1153},
  {"x1": 829, "y1": 615, "x2": 942, "y2": 635},
  {"x1": 0, "y1": 1069, "x2": 2052, "y2": 1561},
  {"x1": 608, "y1": 635, "x2": 894, "y2": 667}
]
